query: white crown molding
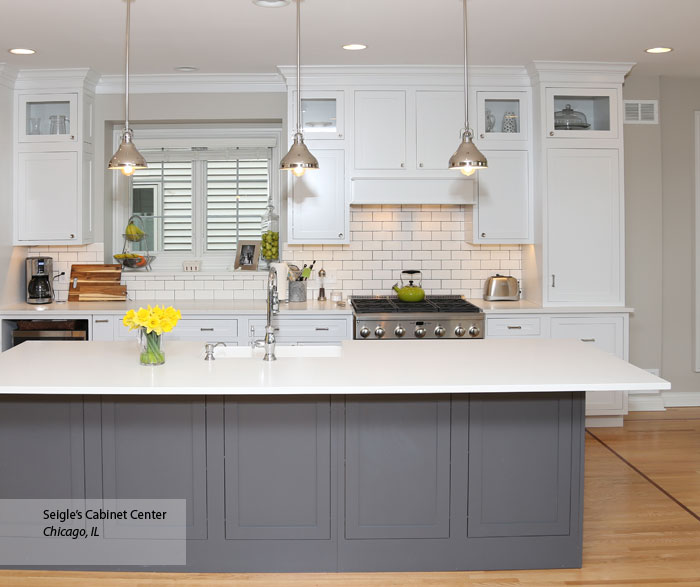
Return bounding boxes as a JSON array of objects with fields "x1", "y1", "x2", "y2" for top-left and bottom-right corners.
[
  {"x1": 527, "y1": 61, "x2": 636, "y2": 85},
  {"x1": 96, "y1": 73, "x2": 286, "y2": 94},
  {"x1": 278, "y1": 65, "x2": 531, "y2": 89},
  {"x1": 0, "y1": 64, "x2": 19, "y2": 89},
  {"x1": 14, "y1": 68, "x2": 100, "y2": 93}
]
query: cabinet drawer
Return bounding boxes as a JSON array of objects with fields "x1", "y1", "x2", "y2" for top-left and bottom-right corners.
[
  {"x1": 486, "y1": 317, "x2": 542, "y2": 337},
  {"x1": 248, "y1": 318, "x2": 348, "y2": 341},
  {"x1": 549, "y1": 316, "x2": 623, "y2": 358},
  {"x1": 91, "y1": 316, "x2": 115, "y2": 341},
  {"x1": 115, "y1": 318, "x2": 239, "y2": 342}
]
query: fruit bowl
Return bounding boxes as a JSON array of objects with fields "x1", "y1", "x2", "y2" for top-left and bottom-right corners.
[{"x1": 114, "y1": 254, "x2": 156, "y2": 270}]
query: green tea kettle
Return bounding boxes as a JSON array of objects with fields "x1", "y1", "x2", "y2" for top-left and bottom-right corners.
[{"x1": 392, "y1": 270, "x2": 425, "y2": 302}]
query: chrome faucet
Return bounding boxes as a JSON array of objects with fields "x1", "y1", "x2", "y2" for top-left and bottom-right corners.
[{"x1": 262, "y1": 267, "x2": 279, "y2": 361}]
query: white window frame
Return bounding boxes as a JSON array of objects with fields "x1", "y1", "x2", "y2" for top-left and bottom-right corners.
[{"x1": 112, "y1": 125, "x2": 282, "y2": 273}]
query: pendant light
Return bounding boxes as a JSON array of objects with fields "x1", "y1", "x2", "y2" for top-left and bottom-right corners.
[
  {"x1": 280, "y1": 0, "x2": 319, "y2": 177},
  {"x1": 108, "y1": 0, "x2": 146, "y2": 177},
  {"x1": 448, "y1": 0, "x2": 487, "y2": 176}
]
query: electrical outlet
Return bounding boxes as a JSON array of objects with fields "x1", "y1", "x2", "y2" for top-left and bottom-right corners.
[{"x1": 183, "y1": 261, "x2": 201, "y2": 272}]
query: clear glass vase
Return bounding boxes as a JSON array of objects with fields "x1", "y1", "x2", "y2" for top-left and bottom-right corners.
[{"x1": 138, "y1": 328, "x2": 165, "y2": 366}]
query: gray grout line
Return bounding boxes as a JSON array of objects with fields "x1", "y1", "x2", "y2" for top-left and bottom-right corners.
[{"x1": 586, "y1": 429, "x2": 700, "y2": 523}]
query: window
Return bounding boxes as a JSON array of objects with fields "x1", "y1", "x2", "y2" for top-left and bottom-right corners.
[{"x1": 112, "y1": 126, "x2": 281, "y2": 271}]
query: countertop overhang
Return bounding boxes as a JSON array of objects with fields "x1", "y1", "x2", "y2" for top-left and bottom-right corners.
[{"x1": 0, "y1": 339, "x2": 669, "y2": 396}]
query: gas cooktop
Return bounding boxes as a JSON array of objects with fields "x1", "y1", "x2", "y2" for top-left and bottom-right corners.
[{"x1": 350, "y1": 295, "x2": 481, "y2": 315}]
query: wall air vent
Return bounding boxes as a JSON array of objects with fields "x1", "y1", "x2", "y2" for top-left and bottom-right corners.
[{"x1": 624, "y1": 100, "x2": 659, "y2": 124}]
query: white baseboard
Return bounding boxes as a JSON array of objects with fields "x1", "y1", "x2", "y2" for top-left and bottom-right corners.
[
  {"x1": 628, "y1": 391, "x2": 666, "y2": 412},
  {"x1": 586, "y1": 415, "x2": 624, "y2": 428},
  {"x1": 662, "y1": 391, "x2": 700, "y2": 407}
]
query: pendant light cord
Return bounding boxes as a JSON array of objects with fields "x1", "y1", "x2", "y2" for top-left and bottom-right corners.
[
  {"x1": 125, "y1": 0, "x2": 131, "y2": 130},
  {"x1": 463, "y1": 0, "x2": 469, "y2": 134},
  {"x1": 296, "y1": 0, "x2": 301, "y2": 135}
]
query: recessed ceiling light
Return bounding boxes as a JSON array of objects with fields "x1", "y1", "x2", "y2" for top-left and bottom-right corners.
[
  {"x1": 8, "y1": 48, "x2": 36, "y2": 55},
  {"x1": 342, "y1": 44, "x2": 367, "y2": 51},
  {"x1": 174, "y1": 66, "x2": 199, "y2": 72},
  {"x1": 645, "y1": 47, "x2": 673, "y2": 54},
  {"x1": 253, "y1": 0, "x2": 290, "y2": 6}
]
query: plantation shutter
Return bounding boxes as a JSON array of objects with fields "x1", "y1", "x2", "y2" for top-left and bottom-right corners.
[{"x1": 206, "y1": 158, "x2": 270, "y2": 251}]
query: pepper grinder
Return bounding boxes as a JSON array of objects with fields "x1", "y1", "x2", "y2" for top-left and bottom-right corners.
[{"x1": 317, "y1": 268, "x2": 327, "y2": 301}]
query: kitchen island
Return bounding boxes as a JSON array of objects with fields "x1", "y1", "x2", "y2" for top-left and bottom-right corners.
[{"x1": 0, "y1": 339, "x2": 668, "y2": 573}]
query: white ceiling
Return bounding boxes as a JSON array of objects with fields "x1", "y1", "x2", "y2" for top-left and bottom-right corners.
[{"x1": 1, "y1": 0, "x2": 698, "y2": 78}]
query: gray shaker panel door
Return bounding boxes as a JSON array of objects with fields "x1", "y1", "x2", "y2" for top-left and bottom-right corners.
[
  {"x1": 224, "y1": 397, "x2": 332, "y2": 540},
  {"x1": 345, "y1": 395, "x2": 451, "y2": 539},
  {"x1": 0, "y1": 397, "x2": 85, "y2": 500},
  {"x1": 101, "y1": 397, "x2": 208, "y2": 540},
  {"x1": 468, "y1": 393, "x2": 573, "y2": 537}
]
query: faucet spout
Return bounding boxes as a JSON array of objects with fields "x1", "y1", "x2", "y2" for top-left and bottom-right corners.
[{"x1": 263, "y1": 267, "x2": 279, "y2": 361}]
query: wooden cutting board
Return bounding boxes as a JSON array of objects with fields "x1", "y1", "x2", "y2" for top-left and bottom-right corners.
[{"x1": 68, "y1": 264, "x2": 128, "y2": 302}]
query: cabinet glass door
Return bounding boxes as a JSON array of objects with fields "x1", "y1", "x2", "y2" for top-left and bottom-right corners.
[
  {"x1": 19, "y1": 93, "x2": 78, "y2": 142},
  {"x1": 545, "y1": 88, "x2": 618, "y2": 139},
  {"x1": 477, "y1": 92, "x2": 529, "y2": 142},
  {"x1": 292, "y1": 91, "x2": 344, "y2": 140}
]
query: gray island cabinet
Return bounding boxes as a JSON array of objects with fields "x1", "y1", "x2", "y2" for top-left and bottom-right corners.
[{"x1": 0, "y1": 339, "x2": 668, "y2": 573}]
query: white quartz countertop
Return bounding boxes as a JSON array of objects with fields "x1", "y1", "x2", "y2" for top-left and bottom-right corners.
[
  {"x1": 468, "y1": 299, "x2": 634, "y2": 314},
  {"x1": 0, "y1": 339, "x2": 669, "y2": 396},
  {"x1": 0, "y1": 299, "x2": 352, "y2": 316}
]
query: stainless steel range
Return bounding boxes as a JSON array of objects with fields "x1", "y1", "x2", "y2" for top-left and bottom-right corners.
[{"x1": 350, "y1": 295, "x2": 484, "y2": 340}]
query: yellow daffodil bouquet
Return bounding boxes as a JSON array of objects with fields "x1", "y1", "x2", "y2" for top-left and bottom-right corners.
[{"x1": 123, "y1": 305, "x2": 181, "y2": 365}]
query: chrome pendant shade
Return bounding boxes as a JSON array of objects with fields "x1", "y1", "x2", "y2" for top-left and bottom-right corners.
[
  {"x1": 450, "y1": 0, "x2": 486, "y2": 175},
  {"x1": 109, "y1": 0, "x2": 146, "y2": 176},
  {"x1": 280, "y1": 0, "x2": 318, "y2": 176},
  {"x1": 280, "y1": 132, "x2": 319, "y2": 176}
]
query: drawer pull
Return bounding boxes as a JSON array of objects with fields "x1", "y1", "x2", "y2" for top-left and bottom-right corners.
[
  {"x1": 315, "y1": 327, "x2": 330, "y2": 331},
  {"x1": 581, "y1": 338, "x2": 596, "y2": 343},
  {"x1": 200, "y1": 328, "x2": 215, "y2": 332},
  {"x1": 94, "y1": 319, "x2": 109, "y2": 324},
  {"x1": 507, "y1": 325, "x2": 522, "y2": 330}
]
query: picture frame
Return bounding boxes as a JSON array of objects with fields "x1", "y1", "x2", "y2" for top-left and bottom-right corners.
[{"x1": 234, "y1": 240, "x2": 261, "y2": 270}]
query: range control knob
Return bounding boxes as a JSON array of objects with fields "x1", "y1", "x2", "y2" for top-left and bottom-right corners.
[
  {"x1": 359, "y1": 327, "x2": 371, "y2": 338},
  {"x1": 434, "y1": 325, "x2": 446, "y2": 337},
  {"x1": 468, "y1": 325, "x2": 481, "y2": 338},
  {"x1": 375, "y1": 327, "x2": 386, "y2": 339},
  {"x1": 415, "y1": 327, "x2": 427, "y2": 338},
  {"x1": 454, "y1": 325, "x2": 466, "y2": 337},
  {"x1": 394, "y1": 326, "x2": 406, "y2": 338}
]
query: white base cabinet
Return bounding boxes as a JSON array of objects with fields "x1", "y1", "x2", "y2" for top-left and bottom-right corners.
[{"x1": 485, "y1": 312, "x2": 629, "y2": 424}]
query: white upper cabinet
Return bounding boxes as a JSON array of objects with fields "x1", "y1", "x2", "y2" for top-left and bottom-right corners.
[
  {"x1": 18, "y1": 93, "x2": 78, "y2": 143},
  {"x1": 354, "y1": 90, "x2": 406, "y2": 170},
  {"x1": 545, "y1": 87, "x2": 619, "y2": 140},
  {"x1": 476, "y1": 91, "x2": 529, "y2": 143},
  {"x1": 288, "y1": 147, "x2": 348, "y2": 244},
  {"x1": 473, "y1": 150, "x2": 531, "y2": 244},
  {"x1": 290, "y1": 91, "x2": 345, "y2": 141},
  {"x1": 546, "y1": 148, "x2": 621, "y2": 305},
  {"x1": 415, "y1": 90, "x2": 464, "y2": 170}
]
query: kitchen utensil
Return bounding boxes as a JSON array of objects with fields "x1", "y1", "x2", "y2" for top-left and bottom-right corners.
[
  {"x1": 330, "y1": 290, "x2": 343, "y2": 303},
  {"x1": 287, "y1": 264, "x2": 300, "y2": 281},
  {"x1": 26, "y1": 257, "x2": 54, "y2": 304},
  {"x1": 554, "y1": 104, "x2": 590, "y2": 130},
  {"x1": 392, "y1": 270, "x2": 425, "y2": 302},
  {"x1": 28, "y1": 117, "x2": 41, "y2": 135},
  {"x1": 49, "y1": 114, "x2": 68, "y2": 135},
  {"x1": 502, "y1": 111, "x2": 518, "y2": 133},
  {"x1": 68, "y1": 264, "x2": 127, "y2": 302},
  {"x1": 483, "y1": 274, "x2": 519, "y2": 301}
]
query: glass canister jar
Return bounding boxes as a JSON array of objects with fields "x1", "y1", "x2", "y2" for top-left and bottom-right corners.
[{"x1": 260, "y1": 202, "x2": 280, "y2": 266}]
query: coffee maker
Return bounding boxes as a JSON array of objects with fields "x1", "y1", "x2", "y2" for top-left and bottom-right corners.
[{"x1": 26, "y1": 257, "x2": 55, "y2": 304}]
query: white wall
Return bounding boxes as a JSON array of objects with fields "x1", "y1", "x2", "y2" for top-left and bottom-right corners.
[{"x1": 0, "y1": 66, "x2": 26, "y2": 304}]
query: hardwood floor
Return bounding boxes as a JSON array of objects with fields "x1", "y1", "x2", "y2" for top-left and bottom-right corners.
[{"x1": 2, "y1": 408, "x2": 699, "y2": 587}]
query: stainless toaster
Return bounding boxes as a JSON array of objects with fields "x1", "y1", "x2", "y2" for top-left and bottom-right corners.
[{"x1": 483, "y1": 274, "x2": 520, "y2": 301}]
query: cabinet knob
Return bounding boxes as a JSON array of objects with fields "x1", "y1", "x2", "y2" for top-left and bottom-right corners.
[
  {"x1": 70, "y1": 135, "x2": 75, "y2": 140},
  {"x1": 549, "y1": 131, "x2": 555, "y2": 137},
  {"x1": 481, "y1": 232, "x2": 486, "y2": 238},
  {"x1": 551, "y1": 274, "x2": 556, "y2": 287},
  {"x1": 338, "y1": 232, "x2": 344, "y2": 239},
  {"x1": 400, "y1": 163, "x2": 405, "y2": 168},
  {"x1": 480, "y1": 134, "x2": 485, "y2": 139},
  {"x1": 419, "y1": 163, "x2": 424, "y2": 168},
  {"x1": 338, "y1": 133, "x2": 343, "y2": 138},
  {"x1": 70, "y1": 234, "x2": 75, "y2": 239}
]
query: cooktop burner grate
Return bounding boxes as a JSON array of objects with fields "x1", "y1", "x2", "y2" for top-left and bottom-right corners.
[{"x1": 351, "y1": 295, "x2": 481, "y2": 315}]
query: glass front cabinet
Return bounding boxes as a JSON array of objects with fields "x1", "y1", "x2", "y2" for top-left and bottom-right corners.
[
  {"x1": 290, "y1": 91, "x2": 345, "y2": 140},
  {"x1": 476, "y1": 91, "x2": 529, "y2": 143},
  {"x1": 18, "y1": 93, "x2": 79, "y2": 143},
  {"x1": 545, "y1": 88, "x2": 619, "y2": 139}
]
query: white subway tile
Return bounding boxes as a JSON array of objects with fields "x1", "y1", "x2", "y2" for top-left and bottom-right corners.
[
  {"x1": 194, "y1": 290, "x2": 215, "y2": 300},
  {"x1": 174, "y1": 290, "x2": 195, "y2": 301},
  {"x1": 392, "y1": 251, "x2": 412, "y2": 261},
  {"x1": 205, "y1": 281, "x2": 224, "y2": 290},
  {"x1": 185, "y1": 281, "x2": 205, "y2": 290},
  {"x1": 383, "y1": 240, "x2": 401, "y2": 250},
  {"x1": 144, "y1": 280, "x2": 165, "y2": 290},
  {"x1": 214, "y1": 290, "x2": 235, "y2": 300},
  {"x1": 422, "y1": 241, "x2": 441, "y2": 251},
  {"x1": 401, "y1": 241, "x2": 422, "y2": 251}
]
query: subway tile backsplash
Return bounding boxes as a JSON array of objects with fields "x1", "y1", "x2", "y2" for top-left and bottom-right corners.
[{"x1": 26, "y1": 205, "x2": 522, "y2": 302}]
